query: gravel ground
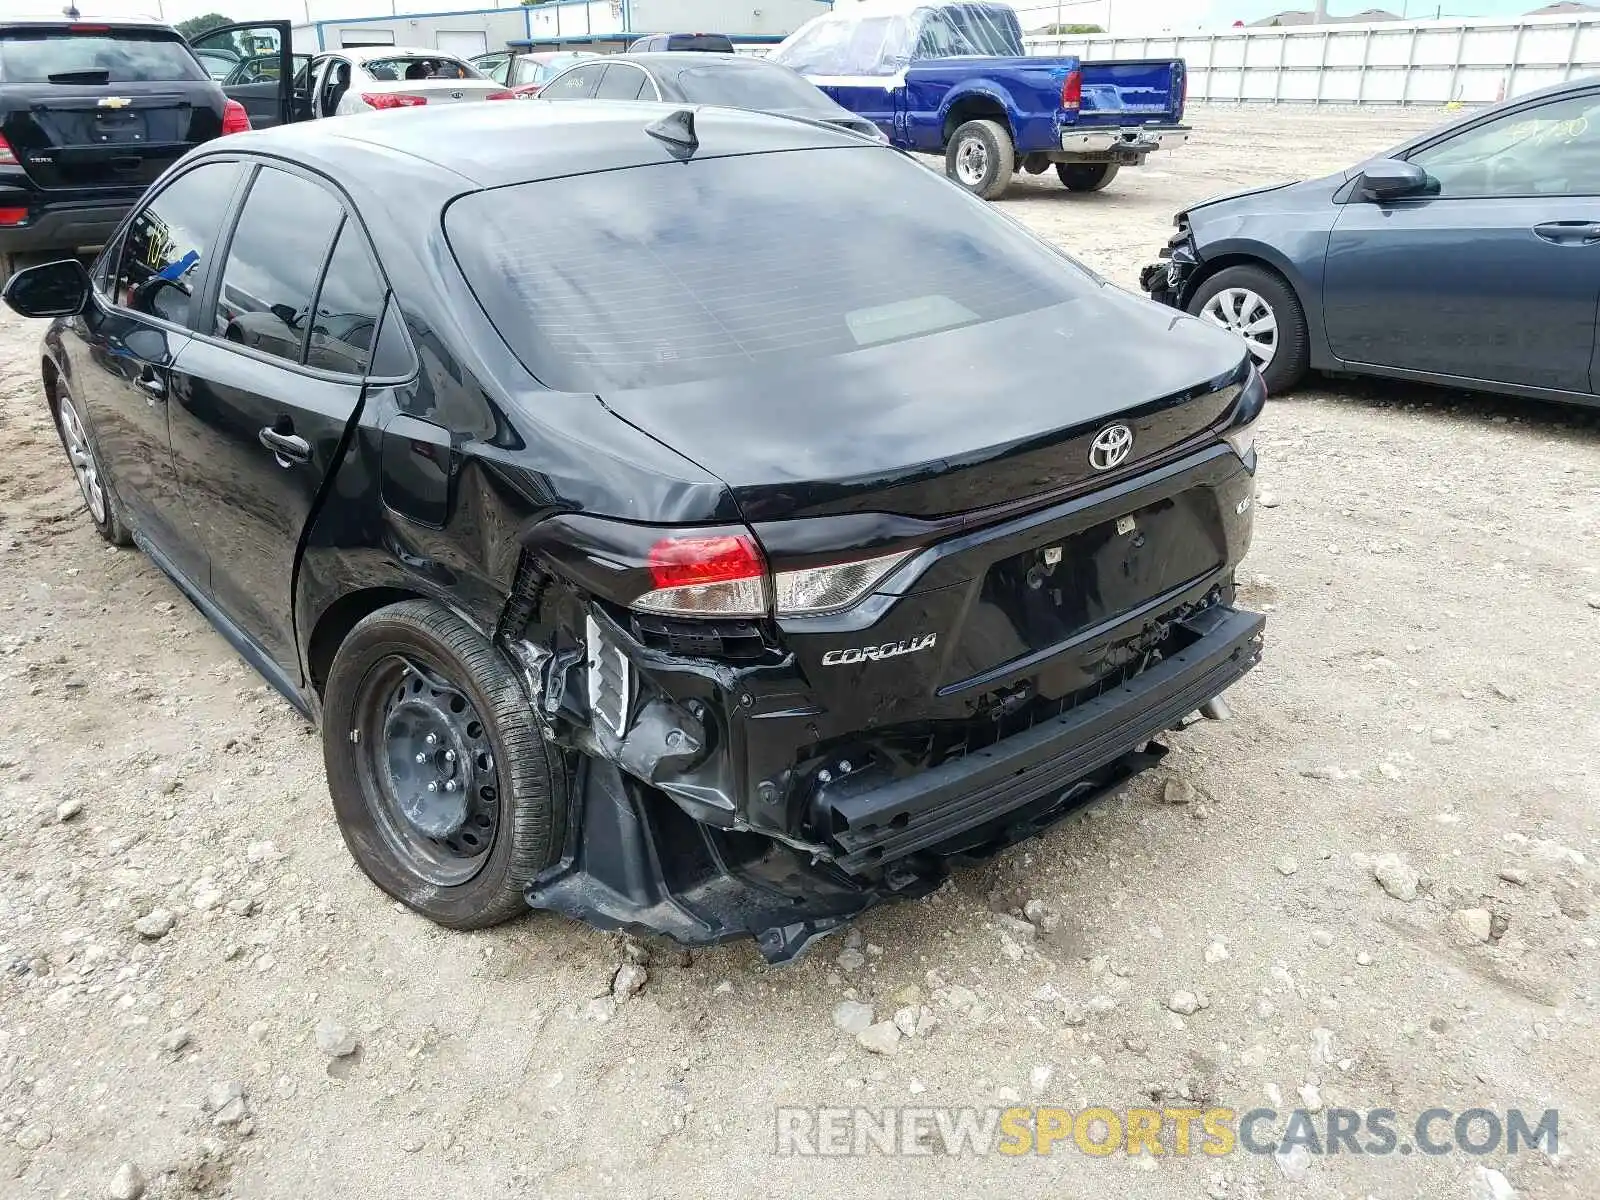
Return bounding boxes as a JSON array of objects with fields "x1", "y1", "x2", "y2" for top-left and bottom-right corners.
[{"x1": 1, "y1": 104, "x2": 1597, "y2": 1200}]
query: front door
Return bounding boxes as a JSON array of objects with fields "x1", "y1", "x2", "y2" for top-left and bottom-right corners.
[
  {"x1": 1323, "y1": 89, "x2": 1600, "y2": 395},
  {"x1": 165, "y1": 163, "x2": 385, "y2": 678},
  {"x1": 73, "y1": 159, "x2": 246, "y2": 584},
  {"x1": 188, "y1": 22, "x2": 295, "y2": 127}
]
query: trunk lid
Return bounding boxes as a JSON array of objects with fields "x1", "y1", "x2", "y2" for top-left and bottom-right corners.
[
  {"x1": 598, "y1": 286, "x2": 1249, "y2": 524},
  {"x1": 0, "y1": 24, "x2": 221, "y2": 192},
  {"x1": 1079, "y1": 58, "x2": 1187, "y2": 124},
  {"x1": 360, "y1": 79, "x2": 506, "y2": 107}
]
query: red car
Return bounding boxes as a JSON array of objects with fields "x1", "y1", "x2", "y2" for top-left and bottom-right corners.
[{"x1": 502, "y1": 51, "x2": 599, "y2": 98}]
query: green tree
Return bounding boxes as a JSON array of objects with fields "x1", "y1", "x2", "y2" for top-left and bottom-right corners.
[
  {"x1": 176, "y1": 13, "x2": 233, "y2": 39},
  {"x1": 1036, "y1": 23, "x2": 1104, "y2": 34}
]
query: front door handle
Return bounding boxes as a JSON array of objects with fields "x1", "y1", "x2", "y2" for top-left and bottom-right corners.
[
  {"x1": 1532, "y1": 220, "x2": 1600, "y2": 245},
  {"x1": 258, "y1": 425, "x2": 312, "y2": 467}
]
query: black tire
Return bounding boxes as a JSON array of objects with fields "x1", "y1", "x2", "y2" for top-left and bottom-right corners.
[
  {"x1": 1056, "y1": 162, "x2": 1120, "y2": 192},
  {"x1": 945, "y1": 119, "x2": 1015, "y2": 200},
  {"x1": 322, "y1": 600, "x2": 566, "y2": 929},
  {"x1": 49, "y1": 380, "x2": 133, "y2": 547},
  {"x1": 1186, "y1": 263, "x2": 1311, "y2": 395}
]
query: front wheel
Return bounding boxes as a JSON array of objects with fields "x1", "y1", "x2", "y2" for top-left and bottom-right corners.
[
  {"x1": 1186, "y1": 264, "x2": 1311, "y2": 395},
  {"x1": 322, "y1": 600, "x2": 566, "y2": 929},
  {"x1": 945, "y1": 119, "x2": 1015, "y2": 200},
  {"x1": 1056, "y1": 162, "x2": 1120, "y2": 192},
  {"x1": 50, "y1": 383, "x2": 132, "y2": 546}
]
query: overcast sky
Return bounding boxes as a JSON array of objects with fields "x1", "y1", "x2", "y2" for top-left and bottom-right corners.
[{"x1": 2, "y1": 0, "x2": 1562, "y2": 32}]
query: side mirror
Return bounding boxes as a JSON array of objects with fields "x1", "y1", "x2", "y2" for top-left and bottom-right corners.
[
  {"x1": 270, "y1": 302, "x2": 300, "y2": 327},
  {"x1": 2, "y1": 258, "x2": 91, "y2": 319},
  {"x1": 1356, "y1": 158, "x2": 1429, "y2": 202}
]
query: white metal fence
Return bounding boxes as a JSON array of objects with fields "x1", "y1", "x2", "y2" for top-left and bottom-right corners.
[{"x1": 1025, "y1": 13, "x2": 1600, "y2": 106}]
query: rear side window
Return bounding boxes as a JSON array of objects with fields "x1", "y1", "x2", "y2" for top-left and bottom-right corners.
[
  {"x1": 446, "y1": 147, "x2": 1091, "y2": 391},
  {"x1": 672, "y1": 62, "x2": 836, "y2": 110},
  {"x1": 0, "y1": 27, "x2": 209, "y2": 84},
  {"x1": 213, "y1": 168, "x2": 344, "y2": 365},
  {"x1": 540, "y1": 63, "x2": 603, "y2": 99},
  {"x1": 116, "y1": 161, "x2": 243, "y2": 326},
  {"x1": 306, "y1": 222, "x2": 387, "y2": 375}
]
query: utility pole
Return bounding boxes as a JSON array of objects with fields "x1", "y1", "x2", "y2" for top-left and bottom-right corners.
[{"x1": 1313, "y1": 0, "x2": 1329, "y2": 20}]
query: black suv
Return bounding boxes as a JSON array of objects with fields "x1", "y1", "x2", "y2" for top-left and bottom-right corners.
[{"x1": 0, "y1": 14, "x2": 296, "y2": 277}]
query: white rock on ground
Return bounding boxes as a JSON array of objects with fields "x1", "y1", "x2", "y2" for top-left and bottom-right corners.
[
  {"x1": 1372, "y1": 853, "x2": 1420, "y2": 901},
  {"x1": 1451, "y1": 908, "x2": 1493, "y2": 943},
  {"x1": 132, "y1": 908, "x2": 175, "y2": 939},
  {"x1": 1472, "y1": 1165, "x2": 1517, "y2": 1200},
  {"x1": 106, "y1": 1160, "x2": 145, "y2": 1200},
  {"x1": 1166, "y1": 990, "x2": 1203, "y2": 1016},
  {"x1": 856, "y1": 1021, "x2": 901, "y2": 1055},
  {"x1": 314, "y1": 1019, "x2": 359, "y2": 1058},
  {"x1": 611, "y1": 963, "x2": 648, "y2": 1002},
  {"x1": 832, "y1": 1000, "x2": 873, "y2": 1036}
]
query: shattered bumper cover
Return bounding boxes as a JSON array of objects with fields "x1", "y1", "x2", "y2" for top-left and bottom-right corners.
[{"x1": 524, "y1": 605, "x2": 1265, "y2": 963}]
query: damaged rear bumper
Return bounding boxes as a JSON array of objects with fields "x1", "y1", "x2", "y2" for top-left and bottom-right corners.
[{"x1": 524, "y1": 604, "x2": 1264, "y2": 963}]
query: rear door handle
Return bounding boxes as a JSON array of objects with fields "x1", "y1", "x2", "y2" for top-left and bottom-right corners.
[
  {"x1": 258, "y1": 425, "x2": 311, "y2": 467},
  {"x1": 1532, "y1": 220, "x2": 1600, "y2": 245},
  {"x1": 136, "y1": 368, "x2": 164, "y2": 401}
]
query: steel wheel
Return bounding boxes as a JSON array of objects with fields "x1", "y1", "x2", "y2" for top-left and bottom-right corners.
[
  {"x1": 954, "y1": 136, "x2": 989, "y2": 188},
  {"x1": 1200, "y1": 287, "x2": 1278, "y2": 369},
  {"x1": 56, "y1": 393, "x2": 107, "y2": 525},
  {"x1": 351, "y1": 654, "x2": 501, "y2": 887}
]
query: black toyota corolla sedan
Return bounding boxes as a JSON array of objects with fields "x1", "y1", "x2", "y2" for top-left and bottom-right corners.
[{"x1": 3, "y1": 100, "x2": 1265, "y2": 962}]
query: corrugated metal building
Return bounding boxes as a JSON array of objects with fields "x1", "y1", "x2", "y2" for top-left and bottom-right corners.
[{"x1": 290, "y1": 0, "x2": 826, "y2": 56}]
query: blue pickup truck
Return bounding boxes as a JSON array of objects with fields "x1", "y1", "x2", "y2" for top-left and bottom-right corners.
[{"x1": 770, "y1": 0, "x2": 1188, "y2": 200}]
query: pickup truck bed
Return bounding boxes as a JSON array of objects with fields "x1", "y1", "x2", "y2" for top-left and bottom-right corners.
[{"x1": 772, "y1": 2, "x2": 1189, "y2": 200}]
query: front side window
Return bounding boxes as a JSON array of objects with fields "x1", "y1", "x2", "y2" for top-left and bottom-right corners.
[
  {"x1": 540, "y1": 63, "x2": 604, "y2": 99},
  {"x1": 114, "y1": 161, "x2": 243, "y2": 326},
  {"x1": 212, "y1": 168, "x2": 344, "y2": 365},
  {"x1": 1411, "y1": 92, "x2": 1600, "y2": 198},
  {"x1": 446, "y1": 146, "x2": 1095, "y2": 391},
  {"x1": 305, "y1": 222, "x2": 387, "y2": 375}
]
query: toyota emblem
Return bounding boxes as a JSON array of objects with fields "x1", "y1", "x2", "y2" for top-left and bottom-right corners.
[{"x1": 1088, "y1": 424, "x2": 1134, "y2": 471}]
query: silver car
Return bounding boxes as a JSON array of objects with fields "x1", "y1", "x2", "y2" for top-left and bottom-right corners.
[{"x1": 305, "y1": 45, "x2": 509, "y2": 117}]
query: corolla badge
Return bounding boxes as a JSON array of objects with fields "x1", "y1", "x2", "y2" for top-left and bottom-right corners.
[
  {"x1": 1088, "y1": 423, "x2": 1134, "y2": 471},
  {"x1": 821, "y1": 633, "x2": 937, "y2": 667}
]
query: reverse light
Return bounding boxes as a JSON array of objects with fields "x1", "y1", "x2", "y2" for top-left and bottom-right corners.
[
  {"x1": 772, "y1": 549, "x2": 913, "y2": 617},
  {"x1": 220, "y1": 99, "x2": 251, "y2": 135},
  {"x1": 0, "y1": 134, "x2": 16, "y2": 165},
  {"x1": 1060, "y1": 68, "x2": 1082, "y2": 111},
  {"x1": 0, "y1": 207, "x2": 28, "y2": 227},
  {"x1": 362, "y1": 93, "x2": 428, "y2": 109},
  {"x1": 634, "y1": 533, "x2": 768, "y2": 617}
]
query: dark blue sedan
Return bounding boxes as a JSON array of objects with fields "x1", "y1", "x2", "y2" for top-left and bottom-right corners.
[{"x1": 1141, "y1": 78, "x2": 1600, "y2": 407}]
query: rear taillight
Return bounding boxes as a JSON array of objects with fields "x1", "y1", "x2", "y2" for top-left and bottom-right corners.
[
  {"x1": 1060, "y1": 68, "x2": 1082, "y2": 111},
  {"x1": 1180, "y1": 69, "x2": 1189, "y2": 111},
  {"x1": 1222, "y1": 366, "x2": 1268, "y2": 460},
  {"x1": 361, "y1": 93, "x2": 428, "y2": 109},
  {"x1": 635, "y1": 534, "x2": 768, "y2": 617},
  {"x1": 0, "y1": 134, "x2": 16, "y2": 166},
  {"x1": 220, "y1": 99, "x2": 251, "y2": 136},
  {"x1": 486, "y1": 89, "x2": 516, "y2": 101},
  {"x1": 0, "y1": 207, "x2": 28, "y2": 227},
  {"x1": 773, "y1": 550, "x2": 912, "y2": 617}
]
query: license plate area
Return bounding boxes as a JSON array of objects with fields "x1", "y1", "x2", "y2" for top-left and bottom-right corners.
[
  {"x1": 947, "y1": 487, "x2": 1225, "y2": 682},
  {"x1": 90, "y1": 111, "x2": 147, "y2": 143}
]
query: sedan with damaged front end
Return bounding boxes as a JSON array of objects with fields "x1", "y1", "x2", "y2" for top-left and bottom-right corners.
[{"x1": 6, "y1": 98, "x2": 1266, "y2": 964}]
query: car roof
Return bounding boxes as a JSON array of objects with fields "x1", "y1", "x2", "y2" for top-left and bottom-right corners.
[
  {"x1": 211, "y1": 98, "x2": 873, "y2": 189},
  {"x1": 622, "y1": 52, "x2": 777, "y2": 67},
  {"x1": 0, "y1": 13, "x2": 173, "y2": 28}
]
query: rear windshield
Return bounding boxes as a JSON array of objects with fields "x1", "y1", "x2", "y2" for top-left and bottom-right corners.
[
  {"x1": 363, "y1": 55, "x2": 480, "y2": 81},
  {"x1": 663, "y1": 35, "x2": 734, "y2": 52},
  {"x1": 0, "y1": 26, "x2": 208, "y2": 84},
  {"x1": 671, "y1": 61, "x2": 838, "y2": 110},
  {"x1": 446, "y1": 146, "x2": 1091, "y2": 392}
]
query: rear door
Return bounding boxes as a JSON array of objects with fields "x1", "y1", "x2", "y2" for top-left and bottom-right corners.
[
  {"x1": 0, "y1": 21, "x2": 225, "y2": 195},
  {"x1": 188, "y1": 22, "x2": 293, "y2": 127},
  {"x1": 165, "y1": 161, "x2": 390, "y2": 679}
]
